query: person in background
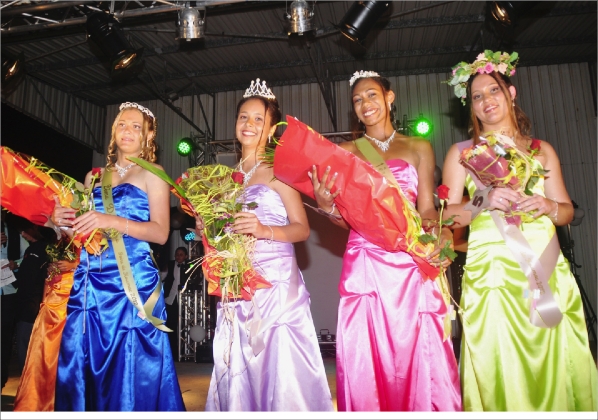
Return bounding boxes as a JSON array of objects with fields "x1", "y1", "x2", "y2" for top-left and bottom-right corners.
[
  {"x1": 1, "y1": 209, "x2": 28, "y2": 390},
  {"x1": 13, "y1": 221, "x2": 54, "y2": 373},
  {"x1": 442, "y1": 50, "x2": 597, "y2": 410},
  {"x1": 163, "y1": 246, "x2": 190, "y2": 359}
]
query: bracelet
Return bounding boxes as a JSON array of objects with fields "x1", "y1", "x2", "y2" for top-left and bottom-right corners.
[
  {"x1": 266, "y1": 225, "x2": 274, "y2": 244},
  {"x1": 549, "y1": 198, "x2": 558, "y2": 223},
  {"x1": 123, "y1": 219, "x2": 129, "y2": 237}
]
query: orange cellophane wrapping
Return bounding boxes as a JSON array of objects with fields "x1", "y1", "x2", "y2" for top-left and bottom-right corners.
[
  {"x1": 0, "y1": 146, "x2": 73, "y2": 226},
  {"x1": 273, "y1": 116, "x2": 439, "y2": 280},
  {"x1": 200, "y1": 234, "x2": 271, "y2": 300}
]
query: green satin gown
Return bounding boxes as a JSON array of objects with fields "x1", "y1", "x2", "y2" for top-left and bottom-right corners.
[{"x1": 459, "y1": 171, "x2": 597, "y2": 411}]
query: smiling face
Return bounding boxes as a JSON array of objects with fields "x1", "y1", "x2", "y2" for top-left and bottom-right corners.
[
  {"x1": 470, "y1": 73, "x2": 516, "y2": 133},
  {"x1": 351, "y1": 78, "x2": 394, "y2": 128},
  {"x1": 235, "y1": 98, "x2": 273, "y2": 149},
  {"x1": 114, "y1": 109, "x2": 146, "y2": 155}
]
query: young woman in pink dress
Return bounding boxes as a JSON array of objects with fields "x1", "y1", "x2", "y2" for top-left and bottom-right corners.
[{"x1": 308, "y1": 71, "x2": 462, "y2": 411}]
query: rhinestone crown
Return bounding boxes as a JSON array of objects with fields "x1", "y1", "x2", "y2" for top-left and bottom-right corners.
[
  {"x1": 119, "y1": 102, "x2": 155, "y2": 119},
  {"x1": 243, "y1": 78, "x2": 276, "y2": 100},
  {"x1": 349, "y1": 70, "x2": 381, "y2": 86}
]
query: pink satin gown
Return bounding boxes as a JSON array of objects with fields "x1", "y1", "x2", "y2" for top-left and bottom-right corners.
[{"x1": 335, "y1": 159, "x2": 462, "y2": 411}]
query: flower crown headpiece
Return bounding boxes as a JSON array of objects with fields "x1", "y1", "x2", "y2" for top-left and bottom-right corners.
[
  {"x1": 243, "y1": 78, "x2": 276, "y2": 100},
  {"x1": 349, "y1": 70, "x2": 381, "y2": 86},
  {"x1": 445, "y1": 50, "x2": 519, "y2": 105},
  {"x1": 119, "y1": 102, "x2": 155, "y2": 120}
]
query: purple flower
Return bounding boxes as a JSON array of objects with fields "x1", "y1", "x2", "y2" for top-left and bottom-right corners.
[{"x1": 510, "y1": 69, "x2": 516, "y2": 76}]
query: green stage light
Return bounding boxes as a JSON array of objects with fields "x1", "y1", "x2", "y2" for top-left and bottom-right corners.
[
  {"x1": 413, "y1": 116, "x2": 432, "y2": 137},
  {"x1": 177, "y1": 137, "x2": 194, "y2": 156}
]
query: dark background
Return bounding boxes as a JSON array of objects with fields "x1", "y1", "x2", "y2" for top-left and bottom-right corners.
[{"x1": 2, "y1": 103, "x2": 93, "y2": 182}]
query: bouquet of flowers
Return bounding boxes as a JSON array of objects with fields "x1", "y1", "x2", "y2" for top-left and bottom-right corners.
[
  {"x1": 129, "y1": 158, "x2": 272, "y2": 300},
  {"x1": 264, "y1": 116, "x2": 439, "y2": 281},
  {"x1": 0, "y1": 146, "x2": 113, "y2": 255},
  {"x1": 459, "y1": 132, "x2": 547, "y2": 226},
  {"x1": 45, "y1": 237, "x2": 79, "y2": 288}
]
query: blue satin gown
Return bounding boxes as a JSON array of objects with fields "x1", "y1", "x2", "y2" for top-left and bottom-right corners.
[{"x1": 55, "y1": 183, "x2": 185, "y2": 411}]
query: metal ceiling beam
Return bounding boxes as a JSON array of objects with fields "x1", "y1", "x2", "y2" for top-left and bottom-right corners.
[
  {"x1": 0, "y1": 1, "x2": 248, "y2": 34},
  {"x1": 60, "y1": 33, "x2": 597, "y2": 94},
  {"x1": 306, "y1": 40, "x2": 338, "y2": 131}
]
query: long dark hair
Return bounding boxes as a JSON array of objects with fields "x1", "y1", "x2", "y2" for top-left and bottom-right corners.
[
  {"x1": 466, "y1": 71, "x2": 532, "y2": 145},
  {"x1": 350, "y1": 76, "x2": 396, "y2": 139},
  {"x1": 235, "y1": 95, "x2": 282, "y2": 163}
]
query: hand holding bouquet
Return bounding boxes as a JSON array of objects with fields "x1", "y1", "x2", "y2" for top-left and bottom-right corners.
[
  {"x1": 0, "y1": 146, "x2": 113, "y2": 255},
  {"x1": 129, "y1": 158, "x2": 272, "y2": 301},
  {"x1": 459, "y1": 132, "x2": 547, "y2": 226}
]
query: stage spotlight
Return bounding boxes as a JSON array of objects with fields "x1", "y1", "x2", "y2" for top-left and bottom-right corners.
[
  {"x1": 284, "y1": 0, "x2": 316, "y2": 36},
  {"x1": 86, "y1": 12, "x2": 144, "y2": 78},
  {"x1": 1, "y1": 53, "x2": 26, "y2": 96},
  {"x1": 177, "y1": 137, "x2": 194, "y2": 157},
  {"x1": 489, "y1": 1, "x2": 539, "y2": 27},
  {"x1": 413, "y1": 114, "x2": 432, "y2": 137},
  {"x1": 337, "y1": 1, "x2": 390, "y2": 45},
  {"x1": 177, "y1": 6, "x2": 205, "y2": 41}
]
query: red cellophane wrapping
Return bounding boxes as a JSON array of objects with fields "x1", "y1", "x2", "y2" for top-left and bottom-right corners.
[
  {"x1": 273, "y1": 116, "x2": 439, "y2": 281},
  {"x1": 0, "y1": 146, "x2": 72, "y2": 226}
]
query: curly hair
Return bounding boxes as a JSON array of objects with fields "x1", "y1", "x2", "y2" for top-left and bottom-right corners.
[
  {"x1": 350, "y1": 76, "x2": 396, "y2": 139},
  {"x1": 105, "y1": 105, "x2": 158, "y2": 169},
  {"x1": 466, "y1": 71, "x2": 532, "y2": 145}
]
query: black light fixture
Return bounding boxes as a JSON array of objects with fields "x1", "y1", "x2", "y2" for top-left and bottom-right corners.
[
  {"x1": 1, "y1": 52, "x2": 26, "y2": 97},
  {"x1": 284, "y1": 0, "x2": 316, "y2": 36},
  {"x1": 489, "y1": 1, "x2": 539, "y2": 26},
  {"x1": 176, "y1": 6, "x2": 205, "y2": 41},
  {"x1": 85, "y1": 12, "x2": 144, "y2": 79},
  {"x1": 337, "y1": 1, "x2": 390, "y2": 45}
]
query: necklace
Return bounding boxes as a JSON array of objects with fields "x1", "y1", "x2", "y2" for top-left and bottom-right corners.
[
  {"x1": 364, "y1": 130, "x2": 396, "y2": 152},
  {"x1": 237, "y1": 159, "x2": 262, "y2": 186},
  {"x1": 114, "y1": 162, "x2": 135, "y2": 178}
]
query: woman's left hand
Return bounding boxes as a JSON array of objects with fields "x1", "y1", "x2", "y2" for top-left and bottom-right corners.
[
  {"x1": 426, "y1": 227, "x2": 454, "y2": 269},
  {"x1": 515, "y1": 193, "x2": 556, "y2": 219},
  {"x1": 72, "y1": 210, "x2": 114, "y2": 235},
  {"x1": 233, "y1": 211, "x2": 270, "y2": 239}
]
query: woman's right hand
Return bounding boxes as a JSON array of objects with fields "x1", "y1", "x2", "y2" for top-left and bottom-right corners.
[
  {"x1": 52, "y1": 196, "x2": 76, "y2": 229},
  {"x1": 307, "y1": 165, "x2": 340, "y2": 212},
  {"x1": 194, "y1": 215, "x2": 205, "y2": 235},
  {"x1": 488, "y1": 187, "x2": 521, "y2": 212}
]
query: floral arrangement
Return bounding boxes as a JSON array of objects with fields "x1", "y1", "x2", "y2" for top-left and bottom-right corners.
[
  {"x1": 262, "y1": 116, "x2": 440, "y2": 281},
  {"x1": 0, "y1": 147, "x2": 113, "y2": 255},
  {"x1": 445, "y1": 50, "x2": 519, "y2": 104},
  {"x1": 129, "y1": 157, "x2": 272, "y2": 300},
  {"x1": 460, "y1": 132, "x2": 548, "y2": 226},
  {"x1": 45, "y1": 237, "x2": 78, "y2": 279}
]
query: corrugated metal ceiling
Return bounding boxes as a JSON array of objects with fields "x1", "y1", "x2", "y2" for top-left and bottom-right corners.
[{"x1": 1, "y1": 1, "x2": 596, "y2": 107}]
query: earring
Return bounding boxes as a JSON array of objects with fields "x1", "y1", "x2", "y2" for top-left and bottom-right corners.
[
  {"x1": 512, "y1": 102, "x2": 515, "y2": 107},
  {"x1": 268, "y1": 135, "x2": 272, "y2": 144}
]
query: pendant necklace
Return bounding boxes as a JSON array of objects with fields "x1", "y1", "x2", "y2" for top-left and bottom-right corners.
[
  {"x1": 237, "y1": 158, "x2": 262, "y2": 186},
  {"x1": 364, "y1": 130, "x2": 396, "y2": 152},
  {"x1": 115, "y1": 162, "x2": 135, "y2": 178}
]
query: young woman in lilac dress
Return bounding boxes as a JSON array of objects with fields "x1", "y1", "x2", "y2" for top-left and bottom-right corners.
[
  {"x1": 308, "y1": 71, "x2": 462, "y2": 411},
  {"x1": 204, "y1": 80, "x2": 333, "y2": 411}
]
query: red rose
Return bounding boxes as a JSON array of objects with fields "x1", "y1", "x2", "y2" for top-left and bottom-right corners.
[
  {"x1": 437, "y1": 184, "x2": 450, "y2": 201},
  {"x1": 231, "y1": 171, "x2": 244, "y2": 185},
  {"x1": 91, "y1": 167, "x2": 102, "y2": 176},
  {"x1": 529, "y1": 139, "x2": 541, "y2": 152}
]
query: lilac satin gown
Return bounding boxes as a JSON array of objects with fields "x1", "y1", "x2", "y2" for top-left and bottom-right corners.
[
  {"x1": 205, "y1": 184, "x2": 333, "y2": 411},
  {"x1": 336, "y1": 159, "x2": 462, "y2": 411}
]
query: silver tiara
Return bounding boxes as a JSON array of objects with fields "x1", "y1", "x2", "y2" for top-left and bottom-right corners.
[
  {"x1": 349, "y1": 70, "x2": 381, "y2": 86},
  {"x1": 243, "y1": 78, "x2": 276, "y2": 100},
  {"x1": 119, "y1": 102, "x2": 155, "y2": 120}
]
